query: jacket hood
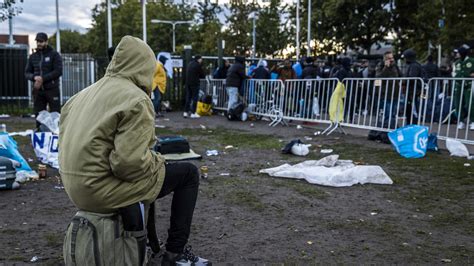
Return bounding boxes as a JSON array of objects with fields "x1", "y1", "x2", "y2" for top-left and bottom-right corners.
[
  {"x1": 402, "y1": 48, "x2": 417, "y2": 62},
  {"x1": 105, "y1": 36, "x2": 156, "y2": 94}
]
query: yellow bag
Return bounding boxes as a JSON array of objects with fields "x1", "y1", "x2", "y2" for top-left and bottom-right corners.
[
  {"x1": 329, "y1": 81, "x2": 346, "y2": 123},
  {"x1": 196, "y1": 101, "x2": 212, "y2": 116}
]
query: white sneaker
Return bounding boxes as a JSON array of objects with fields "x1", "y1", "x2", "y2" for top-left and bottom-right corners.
[
  {"x1": 183, "y1": 112, "x2": 188, "y2": 118},
  {"x1": 190, "y1": 113, "x2": 201, "y2": 119},
  {"x1": 457, "y1": 121, "x2": 465, "y2": 130},
  {"x1": 469, "y1": 122, "x2": 474, "y2": 130}
]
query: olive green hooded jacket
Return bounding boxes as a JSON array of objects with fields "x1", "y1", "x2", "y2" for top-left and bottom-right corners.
[{"x1": 59, "y1": 36, "x2": 165, "y2": 213}]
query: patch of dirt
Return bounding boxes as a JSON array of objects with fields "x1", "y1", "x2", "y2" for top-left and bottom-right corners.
[{"x1": 0, "y1": 113, "x2": 473, "y2": 264}]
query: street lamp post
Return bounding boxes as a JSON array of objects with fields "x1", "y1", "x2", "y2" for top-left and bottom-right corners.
[{"x1": 151, "y1": 19, "x2": 193, "y2": 53}]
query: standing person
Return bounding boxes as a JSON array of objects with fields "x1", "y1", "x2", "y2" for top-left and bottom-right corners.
[
  {"x1": 251, "y1": 59, "x2": 270, "y2": 79},
  {"x1": 273, "y1": 59, "x2": 297, "y2": 81},
  {"x1": 213, "y1": 59, "x2": 230, "y2": 79},
  {"x1": 184, "y1": 55, "x2": 206, "y2": 118},
  {"x1": 24, "y1": 32, "x2": 63, "y2": 127},
  {"x1": 423, "y1": 54, "x2": 439, "y2": 79},
  {"x1": 152, "y1": 55, "x2": 168, "y2": 117},
  {"x1": 302, "y1": 57, "x2": 319, "y2": 79},
  {"x1": 453, "y1": 44, "x2": 474, "y2": 130},
  {"x1": 402, "y1": 48, "x2": 425, "y2": 123},
  {"x1": 375, "y1": 51, "x2": 401, "y2": 128},
  {"x1": 225, "y1": 56, "x2": 247, "y2": 112},
  {"x1": 59, "y1": 36, "x2": 211, "y2": 265}
]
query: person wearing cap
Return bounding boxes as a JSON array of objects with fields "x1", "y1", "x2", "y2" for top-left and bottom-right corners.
[
  {"x1": 453, "y1": 44, "x2": 474, "y2": 130},
  {"x1": 25, "y1": 32, "x2": 63, "y2": 125},
  {"x1": 184, "y1": 55, "x2": 206, "y2": 118},
  {"x1": 152, "y1": 55, "x2": 168, "y2": 117}
]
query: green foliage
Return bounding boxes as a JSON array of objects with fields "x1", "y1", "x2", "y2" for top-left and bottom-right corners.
[
  {"x1": 255, "y1": 0, "x2": 290, "y2": 57},
  {"x1": 0, "y1": 0, "x2": 22, "y2": 22},
  {"x1": 322, "y1": 0, "x2": 392, "y2": 55},
  {"x1": 49, "y1": 30, "x2": 88, "y2": 53},
  {"x1": 222, "y1": 1, "x2": 259, "y2": 55}
]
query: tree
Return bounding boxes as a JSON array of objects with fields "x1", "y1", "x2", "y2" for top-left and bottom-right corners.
[
  {"x1": 0, "y1": 0, "x2": 22, "y2": 22},
  {"x1": 223, "y1": 1, "x2": 259, "y2": 55},
  {"x1": 189, "y1": 0, "x2": 223, "y2": 55},
  {"x1": 83, "y1": 1, "x2": 195, "y2": 58},
  {"x1": 322, "y1": 0, "x2": 392, "y2": 55},
  {"x1": 255, "y1": 0, "x2": 290, "y2": 58},
  {"x1": 49, "y1": 30, "x2": 88, "y2": 53}
]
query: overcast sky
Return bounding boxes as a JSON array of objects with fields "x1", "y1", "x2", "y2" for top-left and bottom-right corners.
[
  {"x1": 1, "y1": 0, "x2": 295, "y2": 49},
  {"x1": 0, "y1": 0, "x2": 102, "y2": 47}
]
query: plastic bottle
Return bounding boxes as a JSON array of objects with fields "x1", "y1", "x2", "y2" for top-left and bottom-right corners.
[{"x1": 0, "y1": 124, "x2": 6, "y2": 133}]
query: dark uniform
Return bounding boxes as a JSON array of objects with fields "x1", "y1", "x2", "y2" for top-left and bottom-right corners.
[
  {"x1": 25, "y1": 33, "x2": 63, "y2": 116},
  {"x1": 454, "y1": 56, "x2": 474, "y2": 126}
]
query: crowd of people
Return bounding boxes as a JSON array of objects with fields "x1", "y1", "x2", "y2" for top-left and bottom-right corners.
[{"x1": 180, "y1": 45, "x2": 473, "y2": 130}]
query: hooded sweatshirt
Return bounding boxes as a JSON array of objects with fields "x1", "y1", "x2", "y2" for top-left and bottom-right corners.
[{"x1": 59, "y1": 36, "x2": 165, "y2": 213}]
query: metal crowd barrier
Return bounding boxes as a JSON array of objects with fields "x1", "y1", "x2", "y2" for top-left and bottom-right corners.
[
  {"x1": 280, "y1": 79, "x2": 339, "y2": 123},
  {"x1": 422, "y1": 78, "x2": 474, "y2": 145},
  {"x1": 340, "y1": 78, "x2": 425, "y2": 131},
  {"x1": 61, "y1": 53, "x2": 96, "y2": 104},
  {"x1": 242, "y1": 79, "x2": 286, "y2": 126},
  {"x1": 202, "y1": 78, "x2": 227, "y2": 111},
  {"x1": 204, "y1": 77, "x2": 474, "y2": 146}
]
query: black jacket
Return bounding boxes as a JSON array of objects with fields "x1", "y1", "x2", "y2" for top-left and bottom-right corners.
[
  {"x1": 25, "y1": 45, "x2": 63, "y2": 90},
  {"x1": 423, "y1": 62, "x2": 439, "y2": 79},
  {"x1": 186, "y1": 60, "x2": 206, "y2": 88},
  {"x1": 226, "y1": 62, "x2": 246, "y2": 88},
  {"x1": 213, "y1": 65, "x2": 229, "y2": 79},
  {"x1": 302, "y1": 65, "x2": 319, "y2": 79},
  {"x1": 252, "y1": 66, "x2": 270, "y2": 79}
]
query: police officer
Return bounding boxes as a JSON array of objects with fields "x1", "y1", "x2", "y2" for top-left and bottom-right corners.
[
  {"x1": 453, "y1": 44, "x2": 474, "y2": 130},
  {"x1": 25, "y1": 32, "x2": 63, "y2": 125}
]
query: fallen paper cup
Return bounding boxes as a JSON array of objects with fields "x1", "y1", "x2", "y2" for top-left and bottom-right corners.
[{"x1": 320, "y1": 149, "x2": 333, "y2": 154}]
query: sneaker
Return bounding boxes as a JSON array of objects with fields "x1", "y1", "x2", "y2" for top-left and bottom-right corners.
[
  {"x1": 457, "y1": 121, "x2": 465, "y2": 130},
  {"x1": 470, "y1": 122, "x2": 474, "y2": 130},
  {"x1": 190, "y1": 113, "x2": 201, "y2": 119},
  {"x1": 161, "y1": 246, "x2": 211, "y2": 266},
  {"x1": 183, "y1": 112, "x2": 188, "y2": 118}
]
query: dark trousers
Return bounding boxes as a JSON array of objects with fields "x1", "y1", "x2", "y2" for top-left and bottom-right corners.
[
  {"x1": 157, "y1": 162, "x2": 199, "y2": 254},
  {"x1": 33, "y1": 87, "x2": 61, "y2": 128},
  {"x1": 184, "y1": 86, "x2": 199, "y2": 113}
]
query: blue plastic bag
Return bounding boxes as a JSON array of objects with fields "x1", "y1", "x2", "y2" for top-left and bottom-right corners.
[
  {"x1": 427, "y1": 133, "x2": 438, "y2": 152},
  {"x1": 0, "y1": 133, "x2": 32, "y2": 171},
  {"x1": 292, "y1": 62, "x2": 303, "y2": 78},
  {"x1": 387, "y1": 125, "x2": 429, "y2": 158},
  {"x1": 270, "y1": 72, "x2": 279, "y2": 80}
]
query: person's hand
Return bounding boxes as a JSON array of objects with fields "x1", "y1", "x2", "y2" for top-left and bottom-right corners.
[
  {"x1": 33, "y1": 76, "x2": 43, "y2": 89},
  {"x1": 384, "y1": 59, "x2": 392, "y2": 68}
]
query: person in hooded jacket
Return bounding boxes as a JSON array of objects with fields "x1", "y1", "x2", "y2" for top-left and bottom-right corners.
[
  {"x1": 25, "y1": 32, "x2": 63, "y2": 128},
  {"x1": 225, "y1": 56, "x2": 247, "y2": 112},
  {"x1": 251, "y1": 59, "x2": 271, "y2": 79},
  {"x1": 213, "y1": 59, "x2": 230, "y2": 79},
  {"x1": 152, "y1": 55, "x2": 168, "y2": 117},
  {"x1": 59, "y1": 36, "x2": 211, "y2": 266},
  {"x1": 402, "y1": 48, "x2": 425, "y2": 123}
]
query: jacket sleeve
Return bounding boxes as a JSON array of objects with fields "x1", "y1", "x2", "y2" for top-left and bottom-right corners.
[
  {"x1": 25, "y1": 56, "x2": 35, "y2": 81},
  {"x1": 109, "y1": 99, "x2": 165, "y2": 182},
  {"x1": 199, "y1": 65, "x2": 206, "y2": 79},
  {"x1": 42, "y1": 52, "x2": 63, "y2": 82}
]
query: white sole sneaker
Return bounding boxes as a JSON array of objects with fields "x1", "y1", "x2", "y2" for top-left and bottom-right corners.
[{"x1": 183, "y1": 112, "x2": 188, "y2": 118}]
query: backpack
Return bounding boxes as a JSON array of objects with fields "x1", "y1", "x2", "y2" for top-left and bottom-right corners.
[
  {"x1": 63, "y1": 203, "x2": 160, "y2": 266},
  {"x1": 227, "y1": 102, "x2": 245, "y2": 121},
  {"x1": 154, "y1": 136, "x2": 190, "y2": 154}
]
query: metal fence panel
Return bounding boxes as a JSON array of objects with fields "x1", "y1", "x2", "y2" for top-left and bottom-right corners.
[
  {"x1": 0, "y1": 46, "x2": 30, "y2": 114},
  {"x1": 61, "y1": 53, "x2": 96, "y2": 104}
]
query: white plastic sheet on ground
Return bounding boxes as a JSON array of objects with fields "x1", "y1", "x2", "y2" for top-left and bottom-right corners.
[
  {"x1": 36, "y1": 111, "x2": 60, "y2": 134},
  {"x1": 259, "y1": 155, "x2": 393, "y2": 187}
]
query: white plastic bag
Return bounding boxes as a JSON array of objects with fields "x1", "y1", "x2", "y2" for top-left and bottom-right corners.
[
  {"x1": 36, "y1": 111, "x2": 60, "y2": 134},
  {"x1": 446, "y1": 138, "x2": 470, "y2": 157},
  {"x1": 291, "y1": 143, "x2": 311, "y2": 156},
  {"x1": 312, "y1": 97, "x2": 320, "y2": 116}
]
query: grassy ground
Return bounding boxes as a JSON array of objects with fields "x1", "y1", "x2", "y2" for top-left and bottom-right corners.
[{"x1": 0, "y1": 114, "x2": 473, "y2": 264}]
